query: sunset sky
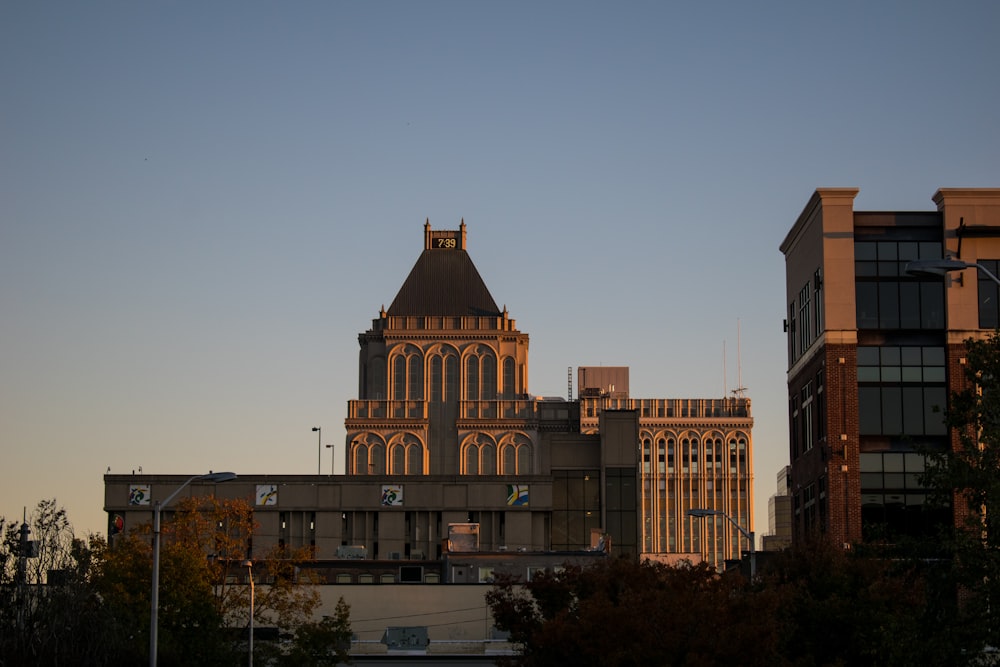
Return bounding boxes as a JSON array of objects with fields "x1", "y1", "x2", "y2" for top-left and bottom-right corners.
[{"x1": 2, "y1": 1, "x2": 998, "y2": 540}]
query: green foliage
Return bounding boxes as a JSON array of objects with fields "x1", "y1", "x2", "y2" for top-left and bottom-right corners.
[
  {"x1": 921, "y1": 331, "x2": 1000, "y2": 654},
  {"x1": 278, "y1": 596, "x2": 353, "y2": 666}
]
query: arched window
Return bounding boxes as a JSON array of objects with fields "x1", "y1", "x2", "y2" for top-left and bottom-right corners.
[
  {"x1": 642, "y1": 438, "x2": 652, "y2": 474},
  {"x1": 445, "y1": 356, "x2": 459, "y2": 402},
  {"x1": 406, "y1": 444, "x2": 423, "y2": 475},
  {"x1": 391, "y1": 445, "x2": 405, "y2": 475},
  {"x1": 502, "y1": 357, "x2": 515, "y2": 399},
  {"x1": 430, "y1": 356, "x2": 443, "y2": 403},
  {"x1": 517, "y1": 445, "x2": 531, "y2": 474},
  {"x1": 503, "y1": 445, "x2": 516, "y2": 474},
  {"x1": 370, "y1": 444, "x2": 385, "y2": 475},
  {"x1": 408, "y1": 355, "x2": 423, "y2": 400},
  {"x1": 465, "y1": 445, "x2": 479, "y2": 475},
  {"x1": 481, "y1": 353, "x2": 497, "y2": 400},
  {"x1": 481, "y1": 443, "x2": 496, "y2": 474},
  {"x1": 393, "y1": 356, "x2": 406, "y2": 401},
  {"x1": 657, "y1": 439, "x2": 666, "y2": 474},
  {"x1": 466, "y1": 357, "x2": 479, "y2": 400},
  {"x1": 354, "y1": 444, "x2": 368, "y2": 475}
]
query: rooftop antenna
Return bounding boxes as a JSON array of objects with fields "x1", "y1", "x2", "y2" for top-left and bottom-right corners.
[
  {"x1": 723, "y1": 340, "x2": 728, "y2": 398},
  {"x1": 732, "y1": 319, "x2": 748, "y2": 398}
]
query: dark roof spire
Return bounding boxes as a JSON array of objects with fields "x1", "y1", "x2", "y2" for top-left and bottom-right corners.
[{"x1": 388, "y1": 221, "x2": 500, "y2": 316}]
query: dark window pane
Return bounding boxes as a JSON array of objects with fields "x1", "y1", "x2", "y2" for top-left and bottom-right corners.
[
  {"x1": 898, "y1": 242, "x2": 919, "y2": 261},
  {"x1": 923, "y1": 347, "x2": 945, "y2": 365},
  {"x1": 857, "y1": 367, "x2": 880, "y2": 382},
  {"x1": 855, "y1": 242, "x2": 877, "y2": 261},
  {"x1": 921, "y1": 283, "x2": 945, "y2": 328},
  {"x1": 856, "y1": 283, "x2": 879, "y2": 328},
  {"x1": 879, "y1": 283, "x2": 900, "y2": 328},
  {"x1": 900, "y1": 347, "x2": 922, "y2": 365},
  {"x1": 918, "y1": 242, "x2": 942, "y2": 259},
  {"x1": 881, "y1": 347, "x2": 901, "y2": 365},
  {"x1": 859, "y1": 387, "x2": 883, "y2": 434},
  {"x1": 925, "y1": 387, "x2": 948, "y2": 435},
  {"x1": 860, "y1": 473, "x2": 883, "y2": 489},
  {"x1": 856, "y1": 262, "x2": 878, "y2": 277},
  {"x1": 882, "y1": 387, "x2": 903, "y2": 434},
  {"x1": 858, "y1": 347, "x2": 880, "y2": 365}
]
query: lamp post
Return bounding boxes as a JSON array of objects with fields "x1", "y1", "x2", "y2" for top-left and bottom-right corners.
[
  {"x1": 312, "y1": 427, "x2": 321, "y2": 474},
  {"x1": 686, "y1": 508, "x2": 755, "y2": 579},
  {"x1": 905, "y1": 258, "x2": 1000, "y2": 286},
  {"x1": 325, "y1": 443, "x2": 335, "y2": 474},
  {"x1": 243, "y1": 559, "x2": 254, "y2": 667},
  {"x1": 150, "y1": 471, "x2": 236, "y2": 666}
]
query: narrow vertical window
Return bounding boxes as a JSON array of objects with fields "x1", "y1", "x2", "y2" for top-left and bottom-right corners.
[
  {"x1": 502, "y1": 357, "x2": 515, "y2": 399},
  {"x1": 466, "y1": 357, "x2": 479, "y2": 401},
  {"x1": 430, "y1": 356, "x2": 443, "y2": 403},
  {"x1": 393, "y1": 356, "x2": 406, "y2": 401},
  {"x1": 408, "y1": 355, "x2": 423, "y2": 400}
]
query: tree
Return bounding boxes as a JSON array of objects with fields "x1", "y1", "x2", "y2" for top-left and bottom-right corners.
[
  {"x1": 487, "y1": 545, "x2": 966, "y2": 667},
  {"x1": 921, "y1": 330, "x2": 1000, "y2": 655},
  {"x1": 486, "y1": 556, "x2": 784, "y2": 667},
  {"x1": 0, "y1": 500, "x2": 123, "y2": 665},
  {"x1": 279, "y1": 596, "x2": 353, "y2": 666},
  {"x1": 95, "y1": 494, "x2": 341, "y2": 665}
]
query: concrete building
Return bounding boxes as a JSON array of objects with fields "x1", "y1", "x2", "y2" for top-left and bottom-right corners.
[
  {"x1": 105, "y1": 221, "x2": 754, "y2": 571},
  {"x1": 780, "y1": 188, "x2": 1000, "y2": 546},
  {"x1": 761, "y1": 466, "x2": 792, "y2": 551}
]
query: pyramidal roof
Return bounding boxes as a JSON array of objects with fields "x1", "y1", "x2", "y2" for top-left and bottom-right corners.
[{"x1": 387, "y1": 221, "x2": 501, "y2": 317}]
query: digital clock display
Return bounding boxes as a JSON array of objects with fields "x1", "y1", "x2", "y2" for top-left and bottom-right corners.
[{"x1": 431, "y1": 232, "x2": 460, "y2": 249}]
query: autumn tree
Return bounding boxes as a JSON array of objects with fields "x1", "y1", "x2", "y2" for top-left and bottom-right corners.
[
  {"x1": 921, "y1": 330, "x2": 1000, "y2": 655},
  {"x1": 96, "y1": 494, "x2": 344, "y2": 665}
]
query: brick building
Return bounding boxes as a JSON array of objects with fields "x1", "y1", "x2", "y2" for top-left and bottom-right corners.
[{"x1": 780, "y1": 188, "x2": 1000, "y2": 546}]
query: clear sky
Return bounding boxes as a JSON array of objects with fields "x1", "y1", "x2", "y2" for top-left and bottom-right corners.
[{"x1": 2, "y1": 1, "x2": 998, "y2": 542}]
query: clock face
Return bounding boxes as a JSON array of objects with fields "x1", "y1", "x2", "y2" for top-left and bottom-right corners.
[{"x1": 431, "y1": 232, "x2": 460, "y2": 249}]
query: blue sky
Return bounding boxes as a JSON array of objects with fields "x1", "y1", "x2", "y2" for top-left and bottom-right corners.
[{"x1": 2, "y1": 1, "x2": 998, "y2": 540}]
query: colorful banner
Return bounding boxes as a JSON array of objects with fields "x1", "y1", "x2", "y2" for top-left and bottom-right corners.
[
  {"x1": 381, "y1": 484, "x2": 403, "y2": 506},
  {"x1": 506, "y1": 484, "x2": 529, "y2": 506},
  {"x1": 128, "y1": 485, "x2": 150, "y2": 505},
  {"x1": 256, "y1": 484, "x2": 278, "y2": 506}
]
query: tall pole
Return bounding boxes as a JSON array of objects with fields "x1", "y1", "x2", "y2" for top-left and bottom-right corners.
[
  {"x1": 326, "y1": 444, "x2": 335, "y2": 474},
  {"x1": 313, "y1": 427, "x2": 321, "y2": 474},
  {"x1": 686, "y1": 508, "x2": 755, "y2": 579},
  {"x1": 149, "y1": 472, "x2": 236, "y2": 667},
  {"x1": 150, "y1": 500, "x2": 163, "y2": 667},
  {"x1": 244, "y1": 560, "x2": 254, "y2": 667}
]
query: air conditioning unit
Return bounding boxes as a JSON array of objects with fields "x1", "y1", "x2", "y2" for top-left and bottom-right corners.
[{"x1": 388, "y1": 551, "x2": 401, "y2": 560}]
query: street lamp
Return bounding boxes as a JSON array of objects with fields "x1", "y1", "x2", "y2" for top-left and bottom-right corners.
[
  {"x1": 243, "y1": 559, "x2": 254, "y2": 667},
  {"x1": 905, "y1": 258, "x2": 1000, "y2": 286},
  {"x1": 150, "y1": 471, "x2": 237, "y2": 666},
  {"x1": 325, "y1": 443, "x2": 335, "y2": 474},
  {"x1": 686, "y1": 508, "x2": 756, "y2": 579},
  {"x1": 312, "y1": 427, "x2": 321, "y2": 474}
]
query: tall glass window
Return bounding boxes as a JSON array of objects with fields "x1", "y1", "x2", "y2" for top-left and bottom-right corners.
[
  {"x1": 979, "y1": 260, "x2": 1000, "y2": 328},
  {"x1": 855, "y1": 241, "x2": 944, "y2": 330},
  {"x1": 857, "y1": 346, "x2": 947, "y2": 436}
]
